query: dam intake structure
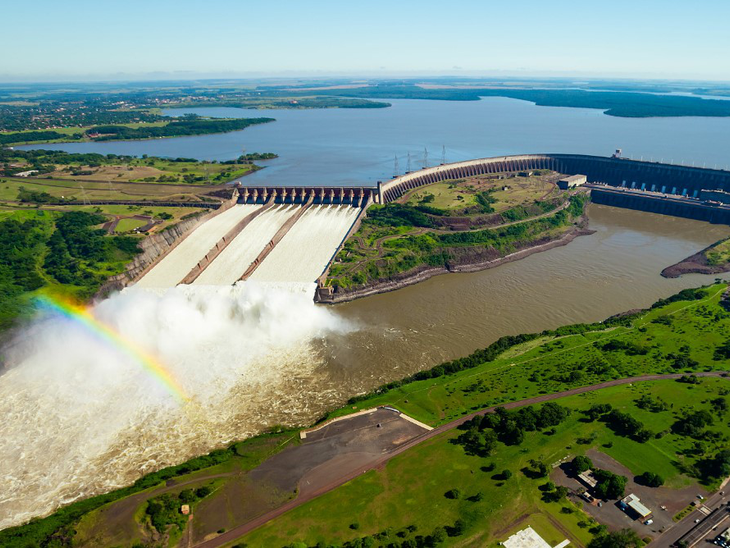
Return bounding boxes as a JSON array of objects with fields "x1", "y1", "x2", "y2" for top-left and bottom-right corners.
[{"x1": 377, "y1": 153, "x2": 730, "y2": 225}]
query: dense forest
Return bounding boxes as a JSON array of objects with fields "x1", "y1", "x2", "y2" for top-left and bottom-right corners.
[{"x1": 0, "y1": 211, "x2": 141, "y2": 330}]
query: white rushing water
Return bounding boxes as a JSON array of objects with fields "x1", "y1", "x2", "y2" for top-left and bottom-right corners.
[
  {"x1": 0, "y1": 283, "x2": 351, "y2": 529},
  {"x1": 250, "y1": 205, "x2": 360, "y2": 283},
  {"x1": 193, "y1": 205, "x2": 299, "y2": 285},
  {"x1": 136, "y1": 204, "x2": 260, "y2": 288}
]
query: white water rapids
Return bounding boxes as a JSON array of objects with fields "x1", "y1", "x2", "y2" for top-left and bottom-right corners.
[{"x1": 0, "y1": 283, "x2": 352, "y2": 529}]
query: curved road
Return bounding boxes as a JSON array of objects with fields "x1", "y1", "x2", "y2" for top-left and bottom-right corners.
[{"x1": 195, "y1": 371, "x2": 727, "y2": 548}]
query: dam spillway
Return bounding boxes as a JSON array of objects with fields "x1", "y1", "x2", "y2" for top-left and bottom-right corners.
[
  {"x1": 248, "y1": 205, "x2": 361, "y2": 284},
  {"x1": 192, "y1": 205, "x2": 300, "y2": 285},
  {"x1": 134, "y1": 196, "x2": 363, "y2": 289},
  {"x1": 135, "y1": 204, "x2": 261, "y2": 288}
]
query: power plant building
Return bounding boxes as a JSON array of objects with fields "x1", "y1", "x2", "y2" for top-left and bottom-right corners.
[{"x1": 557, "y1": 174, "x2": 587, "y2": 189}]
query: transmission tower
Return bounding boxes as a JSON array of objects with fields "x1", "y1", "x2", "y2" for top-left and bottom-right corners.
[
  {"x1": 407, "y1": 152, "x2": 412, "y2": 173},
  {"x1": 424, "y1": 147, "x2": 429, "y2": 169},
  {"x1": 393, "y1": 155, "x2": 399, "y2": 178},
  {"x1": 441, "y1": 145, "x2": 446, "y2": 165}
]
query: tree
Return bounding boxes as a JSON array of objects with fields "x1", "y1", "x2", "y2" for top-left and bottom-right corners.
[
  {"x1": 449, "y1": 519, "x2": 466, "y2": 537},
  {"x1": 572, "y1": 455, "x2": 593, "y2": 474},
  {"x1": 431, "y1": 527, "x2": 447, "y2": 543},
  {"x1": 593, "y1": 469, "x2": 627, "y2": 499},
  {"x1": 444, "y1": 489, "x2": 461, "y2": 499},
  {"x1": 715, "y1": 339, "x2": 730, "y2": 360},
  {"x1": 636, "y1": 471, "x2": 664, "y2": 487},
  {"x1": 588, "y1": 528, "x2": 642, "y2": 548},
  {"x1": 501, "y1": 469, "x2": 512, "y2": 480}
]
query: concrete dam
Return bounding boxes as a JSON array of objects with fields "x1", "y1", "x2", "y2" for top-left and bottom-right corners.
[
  {"x1": 378, "y1": 153, "x2": 730, "y2": 225},
  {"x1": 135, "y1": 186, "x2": 373, "y2": 289},
  {"x1": 133, "y1": 154, "x2": 730, "y2": 293}
]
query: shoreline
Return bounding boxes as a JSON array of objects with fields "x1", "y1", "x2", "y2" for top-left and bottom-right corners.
[
  {"x1": 317, "y1": 220, "x2": 594, "y2": 304},
  {"x1": 7, "y1": 118, "x2": 275, "y2": 148},
  {"x1": 661, "y1": 241, "x2": 730, "y2": 278}
]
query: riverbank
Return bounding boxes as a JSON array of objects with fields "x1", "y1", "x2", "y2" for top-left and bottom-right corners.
[
  {"x1": 318, "y1": 217, "x2": 593, "y2": 304},
  {"x1": 662, "y1": 237, "x2": 730, "y2": 278}
]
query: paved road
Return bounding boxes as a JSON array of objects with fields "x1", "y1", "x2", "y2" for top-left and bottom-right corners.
[
  {"x1": 194, "y1": 371, "x2": 727, "y2": 548},
  {"x1": 649, "y1": 490, "x2": 729, "y2": 547}
]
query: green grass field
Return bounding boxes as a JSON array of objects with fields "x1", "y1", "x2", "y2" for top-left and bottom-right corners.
[
  {"x1": 114, "y1": 218, "x2": 148, "y2": 233},
  {"x1": 403, "y1": 173, "x2": 559, "y2": 214},
  {"x1": 239, "y1": 376, "x2": 730, "y2": 548},
  {"x1": 0, "y1": 176, "x2": 223, "y2": 202}
]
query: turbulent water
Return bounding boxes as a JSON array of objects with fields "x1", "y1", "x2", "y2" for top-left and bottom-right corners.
[
  {"x1": 250, "y1": 205, "x2": 362, "y2": 283},
  {"x1": 0, "y1": 283, "x2": 350, "y2": 529},
  {"x1": 194, "y1": 205, "x2": 298, "y2": 285}
]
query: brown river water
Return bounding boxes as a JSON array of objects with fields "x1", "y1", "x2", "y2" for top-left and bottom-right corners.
[{"x1": 320, "y1": 204, "x2": 730, "y2": 392}]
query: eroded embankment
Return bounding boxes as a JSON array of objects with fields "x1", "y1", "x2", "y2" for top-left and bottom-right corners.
[
  {"x1": 318, "y1": 220, "x2": 594, "y2": 304},
  {"x1": 661, "y1": 244, "x2": 730, "y2": 278}
]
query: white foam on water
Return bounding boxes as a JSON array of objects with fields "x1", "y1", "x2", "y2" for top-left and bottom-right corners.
[
  {"x1": 193, "y1": 205, "x2": 300, "y2": 285},
  {"x1": 250, "y1": 205, "x2": 360, "y2": 283},
  {"x1": 0, "y1": 282, "x2": 350, "y2": 529}
]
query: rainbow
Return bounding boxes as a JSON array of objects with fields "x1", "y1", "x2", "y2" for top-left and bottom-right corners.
[{"x1": 34, "y1": 294, "x2": 189, "y2": 404}]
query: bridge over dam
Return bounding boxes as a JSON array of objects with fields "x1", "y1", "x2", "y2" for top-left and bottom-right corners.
[
  {"x1": 128, "y1": 156, "x2": 730, "y2": 294},
  {"x1": 377, "y1": 153, "x2": 730, "y2": 225}
]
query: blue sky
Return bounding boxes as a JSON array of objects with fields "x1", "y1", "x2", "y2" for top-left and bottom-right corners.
[{"x1": 2, "y1": 0, "x2": 730, "y2": 81}]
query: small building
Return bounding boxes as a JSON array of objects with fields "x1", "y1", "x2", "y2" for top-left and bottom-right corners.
[
  {"x1": 519, "y1": 170, "x2": 534, "y2": 177},
  {"x1": 557, "y1": 174, "x2": 587, "y2": 190},
  {"x1": 577, "y1": 469, "x2": 599, "y2": 489},
  {"x1": 180, "y1": 504, "x2": 190, "y2": 515},
  {"x1": 502, "y1": 526, "x2": 552, "y2": 548},
  {"x1": 619, "y1": 493, "x2": 652, "y2": 520}
]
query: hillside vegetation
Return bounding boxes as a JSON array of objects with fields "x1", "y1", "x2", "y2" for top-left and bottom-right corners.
[
  {"x1": 327, "y1": 175, "x2": 587, "y2": 291},
  {"x1": 0, "y1": 210, "x2": 141, "y2": 329}
]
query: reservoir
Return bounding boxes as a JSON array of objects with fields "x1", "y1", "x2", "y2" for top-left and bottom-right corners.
[{"x1": 20, "y1": 97, "x2": 730, "y2": 186}]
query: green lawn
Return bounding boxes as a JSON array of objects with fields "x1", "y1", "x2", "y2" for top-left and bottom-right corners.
[{"x1": 114, "y1": 218, "x2": 148, "y2": 233}]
